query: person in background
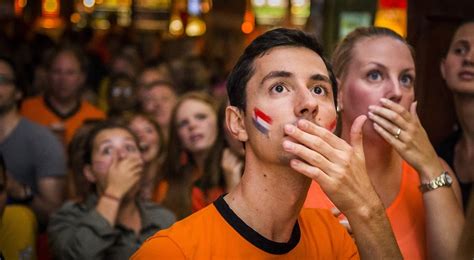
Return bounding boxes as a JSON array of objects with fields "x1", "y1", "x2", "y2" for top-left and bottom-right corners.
[
  {"x1": 158, "y1": 92, "x2": 231, "y2": 219},
  {"x1": 305, "y1": 26, "x2": 464, "y2": 260},
  {"x1": 0, "y1": 55, "x2": 66, "y2": 230},
  {"x1": 48, "y1": 120, "x2": 175, "y2": 259},
  {"x1": 128, "y1": 113, "x2": 165, "y2": 200},
  {"x1": 0, "y1": 153, "x2": 38, "y2": 260},
  {"x1": 140, "y1": 80, "x2": 178, "y2": 145},
  {"x1": 106, "y1": 73, "x2": 138, "y2": 119},
  {"x1": 133, "y1": 28, "x2": 401, "y2": 259},
  {"x1": 437, "y1": 19, "x2": 474, "y2": 210},
  {"x1": 20, "y1": 44, "x2": 105, "y2": 145}
]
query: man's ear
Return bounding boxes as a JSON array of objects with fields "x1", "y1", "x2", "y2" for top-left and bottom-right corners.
[
  {"x1": 336, "y1": 78, "x2": 344, "y2": 112},
  {"x1": 226, "y1": 106, "x2": 248, "y2": 142},
  {"x1": 83, "y1": 165, "x2": 97, "y2": 183},
  {"x1": 440, "y1": 58, "x2": 447, "y2": 80}
]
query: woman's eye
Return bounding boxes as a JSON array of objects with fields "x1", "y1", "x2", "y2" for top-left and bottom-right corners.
[
  {"x1": 177, "y1": 120, "x2": 188, "y2": 128},
  {"x1": 453, "y1": 46, "x2": 467, "y2": 55},
  {"x1": 312, "y1": 86, "x2": 327, "y2": 96},
  {"x1": 367, "y1": 71, "x2": 382, "y2": 81},
  {"x1": 271, "y1": 84, "x2": 287, "y2": 93},
  {"x1": 126, "y1": 144, "x2": 138, "y2": 152},
  {"x1": 400, "y1": 74, "x2": 414, "y2": 86},
  {"x1": 102, "y1": 147, "x2": 112, "y2": 155},
  {"x1": 196, "y1": 113, "x2": 208, "y2": 120}
]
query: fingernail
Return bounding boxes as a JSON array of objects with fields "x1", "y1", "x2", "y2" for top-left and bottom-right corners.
[
  {"x1": 284, "y1": 124, "x2": 295, "y2": 134},
  {"x1": 283, "y1": 140, "x2": 293, "y2": 150},
  {"x1": 368, "y1": 111, "x2": 375, "y2": 118},
  {"x1": 368, "y1": 105, "x2": 375, "y2": 111},
  {"x1": 380, "y1": 98, "x2": 389, "y2": 104}
]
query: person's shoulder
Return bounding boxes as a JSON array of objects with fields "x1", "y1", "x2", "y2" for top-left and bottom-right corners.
[
  {"x1": 21, "y1": 96, "x2": 43, "y2": 106},
  {"x1": 299, "y1": 208, "x2": 346, "y2": 235},
  {"x1": 134, "y1": 204, "x2": 221, "y2": 259},
  {"x1": 79, "y1": 100, "x2": 106, "y2": 117},
  {"x1": 18, "y1": 118, "x2": 62, "y2": 145},
  {"x1": 140, "y1": 201, "x2": 176, "y2": 228},
  {"x1": 20, "y1": 96, "x2": 45, "y2": 114}
]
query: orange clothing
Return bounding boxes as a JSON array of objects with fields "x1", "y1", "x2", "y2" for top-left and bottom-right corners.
[
  {"x1": 153, "y1": 180, "x2": 224, "y2": 212},
  {"x1": 304, "y1": 161, "x2": 426, "y2": 260},
  {"x1": 132, "y1": 196, "x2": 359, "y2": 259},
  {"x1": 20, "y1": 96, "x2": 105, "y2": 144}
]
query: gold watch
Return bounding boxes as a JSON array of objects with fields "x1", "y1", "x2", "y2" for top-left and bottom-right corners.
[{"x1": 419, "y1": 171, "x2": 453, "y2": 193}]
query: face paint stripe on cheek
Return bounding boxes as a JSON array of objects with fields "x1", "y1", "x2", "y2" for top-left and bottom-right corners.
[
  {"x1": 327, "y1": 119, "x2": 337, "y2": 132},
  {"x1": 253, "y1": 108, "x2": 272, "y2": 136}
]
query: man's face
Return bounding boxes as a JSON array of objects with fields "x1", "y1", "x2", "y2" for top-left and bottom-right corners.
[
  {"x1": 48, "y1": 51, "x2": 85, "y2": 101},
  {"x1": 141, "y1": 85, "x2": 177, "y2": 129},
  {"x1": 0, "y1": 61, "x2": 19, "y2": 114},
  {"x1": 242, "y1": 46, "x2": 336, "y2": 165}
]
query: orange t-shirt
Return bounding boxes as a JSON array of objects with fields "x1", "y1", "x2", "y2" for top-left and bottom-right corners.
[
  {"x1": 132, "y1": 196, "x2": 359, "y2": 259},
  {"x1": 304, "y1": 161, "x2": 426, "y2": 260},
  {"x1": 20, "y1": 96, "x2": 105, "y2": 144},
  {"x1": 153, "y1": 180, "x2": 224, "y2": 212}
]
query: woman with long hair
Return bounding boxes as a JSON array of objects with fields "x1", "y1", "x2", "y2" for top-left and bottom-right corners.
[
  {"x1": 157, "y1": 92, "x2": 227, "y2": 219},
  {"x1": 305, "y1": 27, "x2": 464, "y2": 260},
  {"x1": 437, "y1": 20, "x2": 474, "y2": 210},
  {"x1": 127, "y1": 113, "x2": 165, "y2": 200},
  {"x1": 48, "y1": 121, "x2": 175, "y2": 259}
]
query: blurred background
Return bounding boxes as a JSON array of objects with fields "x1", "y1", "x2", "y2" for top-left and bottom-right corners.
[{"x1": 0, "y1": 0, "x2": 473, "y2": 145}]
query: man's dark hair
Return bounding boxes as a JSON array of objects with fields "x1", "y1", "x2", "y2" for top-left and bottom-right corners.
[{"x1": 226, "y1": 28, "x2": 338, "y2": 111}]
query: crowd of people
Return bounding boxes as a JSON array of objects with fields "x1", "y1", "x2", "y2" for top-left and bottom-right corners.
[{"x1": 0, "y1": 17, "x2": 472, "y2": 260}]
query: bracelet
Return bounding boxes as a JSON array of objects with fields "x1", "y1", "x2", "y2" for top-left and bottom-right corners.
[
  {"x1": 419, "y1": 171, "x2": 453, "y2": 193},
  {"x1": 102, "y1": 192, "x2": 121, "y2": 202}
]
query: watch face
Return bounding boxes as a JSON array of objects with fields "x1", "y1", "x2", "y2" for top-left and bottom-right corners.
[{"x1": 445, "y1": 174, "x2": 453, "y2": 184}]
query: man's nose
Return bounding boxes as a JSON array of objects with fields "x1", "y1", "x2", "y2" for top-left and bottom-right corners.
[{"x1": 295, "y1": 88, "x2": 319, "y2": 119}]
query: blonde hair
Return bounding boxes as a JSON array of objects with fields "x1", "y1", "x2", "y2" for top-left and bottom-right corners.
[{"x1": 332, "y1": 26, "x2": 415, "y2": 79}]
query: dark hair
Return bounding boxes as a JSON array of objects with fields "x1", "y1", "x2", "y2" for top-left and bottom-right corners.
[
  {"x1": 444, "y1": 19, "x2": 474, "y2": 57},
  {"x1": 332, "y1": 26, "x2": 415, "y2": 79},
  {"x1": 47, "y1": 44, "x2": 88, "y2": 73},
  {"x1": 69, "y1": 120, "x2": 140, "y2": 200},
  {"x1": 226, "y1": 28, "x2": 338, "y2": 111}
]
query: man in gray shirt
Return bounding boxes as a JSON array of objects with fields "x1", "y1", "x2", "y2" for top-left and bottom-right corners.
[{"x1": 0, "y1": 55, "x2": 66, "y2": 229}]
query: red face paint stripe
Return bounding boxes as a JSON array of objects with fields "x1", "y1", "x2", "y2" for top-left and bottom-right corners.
[
  {"x1": 328, "y1": 119, "x2": 337, "y2": 131},
  {"x1": 254, "y1": 108, "x2": 272, "y2": 124}
]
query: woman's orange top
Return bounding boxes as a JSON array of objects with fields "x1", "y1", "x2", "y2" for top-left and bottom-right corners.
[{"x1": 304, "y1": 161, "x2": 426, "y2": 260}]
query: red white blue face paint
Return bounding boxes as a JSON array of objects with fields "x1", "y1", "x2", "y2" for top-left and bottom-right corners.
[{"x1": 253, "y1": 108, "x2": 272, "y2": 137}]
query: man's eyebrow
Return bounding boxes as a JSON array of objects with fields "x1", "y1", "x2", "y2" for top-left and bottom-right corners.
[
  {"x1": 260, "y1": 70, "x2": 292, "y2": 85},
  {"x1": 310, "y1": 74, "x2": 330, "y2": 83}
]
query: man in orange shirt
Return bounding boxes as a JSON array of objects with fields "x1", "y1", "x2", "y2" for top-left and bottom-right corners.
[
  {"x1": 133, "y1": 28, "x2": 401, "y2": 259},
  {"x1": 20, "y1": 45, "x2": 105, "y2": 144}
]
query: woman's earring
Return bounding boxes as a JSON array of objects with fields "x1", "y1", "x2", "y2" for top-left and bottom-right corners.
[{"x1": 336, "y1": 105, "x2": 341, "y2": 113}]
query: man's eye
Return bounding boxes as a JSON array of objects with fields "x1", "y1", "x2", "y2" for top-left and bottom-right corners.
[
  {"x1": 312, "y1": 86, "x2": 327, "y2": 96},
  {"x1": 271, "y1": 84, "x2": 287, "y2": 93}
]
